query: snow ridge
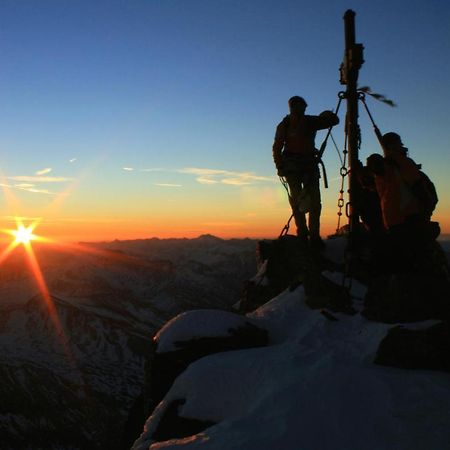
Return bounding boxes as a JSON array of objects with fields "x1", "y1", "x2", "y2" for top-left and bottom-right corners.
[{"x1": 133, "y1": 284, "x2": 450, "y2": 450}]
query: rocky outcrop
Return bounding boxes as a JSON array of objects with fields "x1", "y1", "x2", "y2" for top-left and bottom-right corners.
[
  {"x1": 150, "y1": 399, "x2": 215, "y2": 442},
  {"x1": 362, "y1": 240, "x2": 450, "y2": 323},
  {"x1": 363, "y1": 272, "x2": 450, "y2": 323},
  {"x1": 146, "y1": 311, "x2": 269, "y2": 414},
  {"x1": 375, "y1": 322, "x2": 450, "y2": 372},
  {"x1": 240, "y1": 235, "x2": 344, "y2": 313}
]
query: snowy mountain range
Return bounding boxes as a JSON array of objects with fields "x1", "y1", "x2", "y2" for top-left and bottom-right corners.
[{"x1": 0, "y1": 235, "x2": 257, "y2": 449}]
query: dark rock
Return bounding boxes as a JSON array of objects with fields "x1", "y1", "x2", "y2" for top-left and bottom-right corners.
[
  {"x1": 363, "y1": 272, "x2": 450, "y2": 323},
  {"x1": 374, "y1": 322, "x2": 450, "y2": 372},
  {"x1": 261, "y1": 235, "x2": 316, "y2": 293},
  {"x1": 145, "y1": 322, "x2": 268, "y2": 414},
  {"x1": 303, "y1": 270, "x2": 356, "y2": 315},
  {"x1": 239, "y1": 279, "x2": 278, "y2": 313},
  {"x1": 241, "y1": 235, "x2": 341, "y2": 312},
  {"x1": 152, "y1": 399, "x2": 215, "y2": 442},
  {"x1": 120, "y1": 393, "x2": 147, "y2": 450}
]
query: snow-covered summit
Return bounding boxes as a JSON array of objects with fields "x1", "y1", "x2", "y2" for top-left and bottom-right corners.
[{"x1": 133, "y1": 270, "x2": 450, "y2": 450}]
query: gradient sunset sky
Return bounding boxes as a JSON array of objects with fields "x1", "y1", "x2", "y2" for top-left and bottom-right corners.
[{"x1": 0, "y1": 0, "x2": 449, "y2": 241}]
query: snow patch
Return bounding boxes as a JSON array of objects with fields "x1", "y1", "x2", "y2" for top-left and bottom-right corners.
[{"x1": 154, "y1": 310, "x2": 254, "y2": 354}]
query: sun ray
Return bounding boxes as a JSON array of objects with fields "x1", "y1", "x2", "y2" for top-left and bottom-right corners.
[
  {"x1": 0, "y1": 170, "x2": 21, "y2": 215},
  {"x1": 0, "y1": 219, "x2": 79, "y2": 367},
  {"x1": 0, "y1": 240, "x2": 20, "y2": 265}
]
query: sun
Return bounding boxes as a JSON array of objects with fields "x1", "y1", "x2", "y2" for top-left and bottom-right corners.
[{"x1": 12, "y1": 224, "x2": 36, "y2": 245}]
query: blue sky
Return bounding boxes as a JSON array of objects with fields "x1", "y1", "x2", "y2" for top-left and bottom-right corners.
[{"x1": 0, "y1": 0, "x2": 449, "y2": 239}]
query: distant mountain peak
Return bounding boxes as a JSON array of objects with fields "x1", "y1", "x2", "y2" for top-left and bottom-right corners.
[{"x1": 196, "y1": 234, "x2": 223, "y2": 242}]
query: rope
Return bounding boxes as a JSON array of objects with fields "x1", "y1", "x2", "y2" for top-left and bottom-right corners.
[
  {"x1": 358, "y1": 92, "x2": 383, "y2": 146},
  {"x1": 318, "y1": 159, "x2": 329, "y2": 189},
  {"x1": 330, "y1": 131, "x2": 343, "y2": 166},
  {"x1": 279, "y1": 176, "x2": 294, "y2": 238},
  {"x1": 279, "y1": 213, "x2": 294, "y2": 238},
  {"x1": 317, "y1": 92, "x2": 345, "y2": 159}
]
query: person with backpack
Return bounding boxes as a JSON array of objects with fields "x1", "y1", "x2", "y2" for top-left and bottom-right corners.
[
  {"x1": 366, "y1": 132, "x2": 439, "y2": 270},
  {"x1": 370, "y1": 132, "x2": 438, "y2": 229},
  {"x1": 272, "y1": 96, "x2": 339, "y2": 248}
]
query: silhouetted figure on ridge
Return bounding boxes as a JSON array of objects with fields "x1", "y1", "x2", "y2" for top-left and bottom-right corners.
[
  {"x1": 273, "y1": 96, "x2": 339, "y2": 249},
  {"x1": 366, "y1": 132, "x2": 439, "y2": 271}
]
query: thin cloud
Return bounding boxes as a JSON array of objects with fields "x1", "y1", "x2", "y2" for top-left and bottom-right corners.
[
  {"x1": 36, "y1": 168, "x2": 52, "y2": 176},
  {"x1": 14, "y1": 183, "x2": 35, "y2": 188},
  {"x1": 179, "y1": 168, "x2": 229, "y2": 176},
  {"x1": 197, "y1": 177, "x2": 219, "y2": 185},
  {"x1": 178, "y1": 167, "x2": 277, "y2": 186},
  {"x1": 69, "y1": 158, "x2": 77, "y2": 163},
  {"x1": 7, "y1": 176, "x2": 73, "y2": 183},
  {"x1": 18, "y1": 187, "x2": 63, "y2": 195},
  {"x1": 154, "y1": 183, "x2": 182, "y2": 188},
  {"x1": 122, "y1": 166, "x2": 276, "y2": 187},
  {"x1": 221, "y1": 178, "x2": 252, "y2": 186}
]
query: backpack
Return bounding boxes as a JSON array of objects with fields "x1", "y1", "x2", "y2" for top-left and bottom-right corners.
[{"x1": 411, "y1": 170, "x2": 438, "y2": 216}]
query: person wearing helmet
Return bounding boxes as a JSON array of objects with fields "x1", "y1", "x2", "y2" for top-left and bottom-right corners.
[{"x1": 272, "y1": 96, "x2": 339, "y2": 248}]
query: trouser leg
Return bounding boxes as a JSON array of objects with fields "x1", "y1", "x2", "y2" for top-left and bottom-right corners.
[
  {"x1": 285, "y1": 174, "x2": 307, "y2": 237},
  {"x1": 305, "y1": 169, "x2": 321, "y2": 239}
]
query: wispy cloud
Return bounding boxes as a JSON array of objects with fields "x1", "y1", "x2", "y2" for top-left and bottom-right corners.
[
  {"x1": 121, "y1": 167, "x2": 165, "y2": 173},
  {"x1": 122, "y1": 165, "x2": 276, "y2": 187},
  {"x1": 7, "y1": 176, "x2": 73, "y2": 183},
  {"x1": 179, "y1": 167, "x2": 277, "y2": 186},
  {"x1": 197, "y1": 177, "x2": 219, "y2": 185},
  {"x1": 14, "y1": 183, "x2": 35, "y2": 188},
  {"x1": 179, "y1": 168, "x2": 228, "y2": 176},
  {"x1": 154, "y1": 183, "x2": 182, "y2": 188},
  {"x1": 36, "y1": 168, "x2": 52, "y2": 176},
  {"x1": 69, "y1": 158, "x2": 77, "y2": 163},
  {"x1": 17, "y1": 187, "x2": 62, "y2": 195}
]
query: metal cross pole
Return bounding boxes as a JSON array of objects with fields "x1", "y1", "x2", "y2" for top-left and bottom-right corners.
[{"x1": 340, "y1": 9, "x2": 364, "y2": 243}]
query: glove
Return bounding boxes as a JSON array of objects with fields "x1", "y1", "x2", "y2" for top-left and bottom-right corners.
[{"x1": 319, "y1": 110, "x2": 339, "y2": 126}]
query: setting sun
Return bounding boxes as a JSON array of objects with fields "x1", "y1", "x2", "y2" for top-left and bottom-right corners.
[{"x1": 12, "y1": 225, "x2": 36, "y2": 245}]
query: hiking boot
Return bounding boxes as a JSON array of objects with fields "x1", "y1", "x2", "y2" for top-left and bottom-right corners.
[{"x1": 310, "y1": 237, "x2": 325, "y2": 251}]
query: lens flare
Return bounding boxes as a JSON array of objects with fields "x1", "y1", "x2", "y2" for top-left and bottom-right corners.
[
  {"x1": 1, "y1": 219, "x2": 71, "y2": 353},
  {"x1": 12, "y1": 224, "x2": 36, "y2": 244}
]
